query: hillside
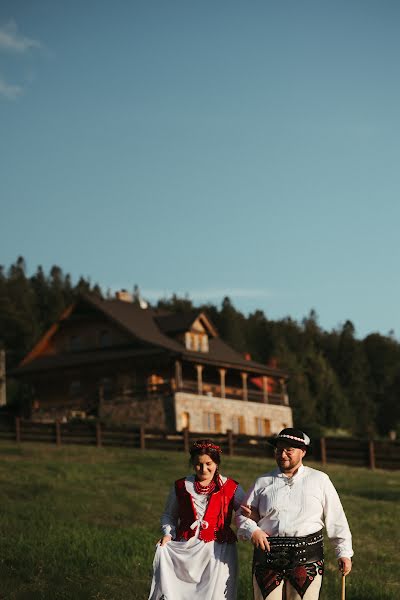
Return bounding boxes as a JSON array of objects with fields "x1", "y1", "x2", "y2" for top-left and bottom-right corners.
[{"x1": 0, "y1": 442, "x2": 398, "y2": 599}]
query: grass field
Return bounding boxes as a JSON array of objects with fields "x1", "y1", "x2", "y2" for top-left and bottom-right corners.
[{"x1": 0, "y1": 442, "x2": 398, "y2": 600}]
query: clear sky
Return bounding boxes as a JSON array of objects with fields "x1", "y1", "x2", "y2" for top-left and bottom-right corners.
[{"x1": 1, "y1": 1, "x2": 400, "y2": 339}]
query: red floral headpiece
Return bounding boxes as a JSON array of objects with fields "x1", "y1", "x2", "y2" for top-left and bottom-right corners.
[{"x1": 191, "y1": 441, "x2": 222, "y2": 454}]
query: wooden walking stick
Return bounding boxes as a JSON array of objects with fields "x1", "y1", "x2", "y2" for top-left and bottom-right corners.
[{"x1": 341, "y1": 574, "x2": 346, "y2": 600}]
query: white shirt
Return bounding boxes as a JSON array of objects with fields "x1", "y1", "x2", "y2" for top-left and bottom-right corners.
[
  {"x1": 236, "y1": 465, "x2": 353, "y2": 559},
  {"x1": 161, "y1": 475, "x2": 245, "y2": 539}
]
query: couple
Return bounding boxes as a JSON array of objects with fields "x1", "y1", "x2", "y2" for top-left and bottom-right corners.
[{"x1": 148, "y1": 428, "x2": 353, "y2": 600}]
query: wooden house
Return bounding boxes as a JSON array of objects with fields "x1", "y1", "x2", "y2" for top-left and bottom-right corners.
[{"x1": 14, "y1": 292, "x2": 293, "y2": 435}]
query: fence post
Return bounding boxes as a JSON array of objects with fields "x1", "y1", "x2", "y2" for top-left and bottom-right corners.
[
  {"x1": 140, "y1": 425, "x2": 146, "y2": 449},
  {"x1": 227, "y1": 429, "x2": 234, "y2": 457},
  {"x1": 183, "y1": 428, "x2": 189, "y2": 453},
  {"x1": 55, "y1": 420, "x2": 61, "y2": 447},
  {"x1": 96, "y1": 422, "x2": 102, "y2": 448},
  {"x1": 320, "y1": 437, "x2": 327, "y2": 466},
  {"x1": 15, "y1": 417, "x2": 21, "y2": 443},
  {"x1": 368, "y1": 439, "x2": 375, "y2": 470}
]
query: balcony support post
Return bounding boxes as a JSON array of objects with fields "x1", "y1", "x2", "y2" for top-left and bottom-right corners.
[
  {"x1": 196, "y1": 364, "x2": 204, "y2": 395},
  {"x1": 219, "y1": 368, "x2": 226, "y2": 398},
  {"x1": 262, "y1": 376, "x2": 269, "y2": 403},
  {"x1": 241, "y1": 372, "x2": 248, "y2": 401},
  {"x1": 280, "y1": 379, "x2": 289, "y2": 405},
  {"x1": 175, "y1": 360, "x2": 183, "y2": 390}
]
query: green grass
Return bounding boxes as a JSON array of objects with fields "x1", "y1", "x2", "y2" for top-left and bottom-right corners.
[{"x1": 0, "y1": 442, "x2": 398, "y2": 599}]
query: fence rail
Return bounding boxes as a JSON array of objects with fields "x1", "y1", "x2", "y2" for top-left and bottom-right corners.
[{"x1": 0, "y1": 417, "x2": 399, "y2": 469}]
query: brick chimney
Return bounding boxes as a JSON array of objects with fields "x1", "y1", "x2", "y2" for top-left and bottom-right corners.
[{"x1": 115, "y1": 289, "x2": 133, "y2": 302}]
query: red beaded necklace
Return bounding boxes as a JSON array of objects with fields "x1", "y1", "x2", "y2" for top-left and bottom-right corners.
[{"x1": 194, "y1": 479, "x2": 217, "y2": 495}]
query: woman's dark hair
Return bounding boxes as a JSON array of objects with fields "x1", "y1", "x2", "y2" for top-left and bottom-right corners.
[{"x1": 189, "y1": 439, "x2": 222, "y2": 465}]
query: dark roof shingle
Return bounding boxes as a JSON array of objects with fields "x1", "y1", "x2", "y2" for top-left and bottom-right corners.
[{"x1": 16, "y1": 294, "x2": 288, "y2": 378}]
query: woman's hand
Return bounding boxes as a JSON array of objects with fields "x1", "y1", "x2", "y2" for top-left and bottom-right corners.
[
  {"x1": 240, "y1": 504, "x2": 260, "y2": 522},
  {"x1": 158, "y1": 535, "x2": 172, "y2": 546}
]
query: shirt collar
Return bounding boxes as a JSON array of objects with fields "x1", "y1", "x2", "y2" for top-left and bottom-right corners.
[{"x1": 276, "y1": 464, "x2": 305, "y2": 479}]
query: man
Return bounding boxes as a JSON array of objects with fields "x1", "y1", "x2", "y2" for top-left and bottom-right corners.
[{"x1": 237, "y1": 428, "x2": 353, "y2": 600}]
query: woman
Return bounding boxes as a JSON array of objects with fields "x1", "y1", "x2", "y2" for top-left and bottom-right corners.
[{"x1": 148, "y1": 439, "x2": 245, "y2": 600}]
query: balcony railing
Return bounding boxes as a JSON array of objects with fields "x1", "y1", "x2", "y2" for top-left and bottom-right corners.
[
  {"x1": 97, "y1": 379, "x2": 287, "y2": 406},
  {"x1": 176, "y1": 380, "x2": 287, "y2": 406}
]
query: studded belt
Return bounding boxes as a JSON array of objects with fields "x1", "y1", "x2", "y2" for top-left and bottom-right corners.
[{"x1": 260, "y1": 530, "x2": 324, "y2": 572}]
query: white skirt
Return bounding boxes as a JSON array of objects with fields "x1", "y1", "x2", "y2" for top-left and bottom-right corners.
[{"x1": 148, "y1": 536, "x2": 238, "y2": 600}]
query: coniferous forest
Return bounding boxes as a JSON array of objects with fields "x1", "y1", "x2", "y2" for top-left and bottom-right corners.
[{"x1": 1, "y1": 257, "x2": 399, "y2": 439}]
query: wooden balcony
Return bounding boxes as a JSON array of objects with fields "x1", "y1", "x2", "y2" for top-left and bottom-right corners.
[
  {"x1": 175, "y1": 380, "x2": 287, "y2": 406},
  {"x1": 99, "y1": 380, "x2": 288, "y2": 406}
]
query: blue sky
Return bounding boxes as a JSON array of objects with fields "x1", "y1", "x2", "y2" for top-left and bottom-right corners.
[{"x1": 1, "y1": 1, "x2": 400, "y2": 338}]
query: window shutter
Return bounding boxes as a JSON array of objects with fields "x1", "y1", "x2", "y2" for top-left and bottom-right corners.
[{"x1": 215, "y1": 413, "x2": 221, "y2": 433}]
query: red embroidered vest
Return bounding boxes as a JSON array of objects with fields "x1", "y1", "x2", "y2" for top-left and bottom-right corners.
[{"x1": 175, "y1": 477, "x2": 238, "y2": 544}]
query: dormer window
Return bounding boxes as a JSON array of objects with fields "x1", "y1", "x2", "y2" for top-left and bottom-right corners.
[
  {"x1": 201, "y1": 335, "x2": 209, "y2": 352},
  {"x1": 185, "y1": 332, "x2": 192, "y2": 350},
  {"x1": 192, "y1": 333, "x2": 200, "y2": 351},
  {"x1": 185, "y1": 331, "x2": 209, "y2": 352}
]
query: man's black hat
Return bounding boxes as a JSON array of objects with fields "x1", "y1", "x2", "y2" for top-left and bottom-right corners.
[{"x1": 270, "y1": 428, "x2": 311, "y2": 449}]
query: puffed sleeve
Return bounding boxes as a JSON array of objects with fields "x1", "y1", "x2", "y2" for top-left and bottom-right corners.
[
  {"x1": 160, "y1": 485, "x2": 180, "y2": 539},
  {"x1": 322, "y1": 475, "x2": 354, "y2": 558},
  {"x1": 233, "y1": 483, "x2": 246, "y2": 511},
  {"x1": 235, "y1": 481, "x2": 262, "y2": 540}
]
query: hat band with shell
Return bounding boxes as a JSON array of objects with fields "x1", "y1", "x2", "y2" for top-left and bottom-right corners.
[
  {"x1": 277, "y1": 432, "x2": 310, "y2": 446},
  {"x1": 270, "y1": 428, "x2": 311, "y2": 448}
]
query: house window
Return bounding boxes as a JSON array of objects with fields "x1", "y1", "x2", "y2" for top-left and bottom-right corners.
[
  {"x1": 232, "y1": 416, "x2": 245, "y2": 434},
  {"x1": 192, "y1": 333, "x2": 200, "y2": 351},
  {"x1": 119, "y1": 374, "x2": 135, "y2": 396},
  {"x1": 99, "y1": 378, "x2": 113, "y2": 402},
  {"x1": 147, "y1": 374, "x2": 164, "y2": 393},
  {"x1": 200, "y1": 335, "x2": 209, "y2": 352},
  {"x1": 185, "y1": 332, "x2": 192, "y2": 350},
  {"x1": 181, "y1": 411, "x2": 190, "y2": 430},
  {"x1": 185, "y1": 332, "x2": 209, "y2": 352},
  {"x1": 203, "y1": 412, "x2": 221, "y2": 433},
  {"x1": 69, "y1": 335, "x2": 81, "y2": 352},
  {"x1": 99, "y1": 330, "x2": 111, "y2": 347},
  {"x1": 69, "y1": 380, "x2": 81, "y2": 398},
  {"x1": 255, "y1": 417, "x2": 271, "y2": 436}
]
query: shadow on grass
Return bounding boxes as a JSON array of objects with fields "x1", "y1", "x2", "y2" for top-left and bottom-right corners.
[{"x1": 0, "y1": 446, "x2": 23, "y2": 457}]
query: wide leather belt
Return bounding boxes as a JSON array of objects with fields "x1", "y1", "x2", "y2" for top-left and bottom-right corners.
[{"x1": 255, "y1": 530, "x2": 324, "y2": 572}]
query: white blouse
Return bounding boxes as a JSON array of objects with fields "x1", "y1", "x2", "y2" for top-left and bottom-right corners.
[{"x1": 161, "y1": 474, "x2": 245, "y2": 539}]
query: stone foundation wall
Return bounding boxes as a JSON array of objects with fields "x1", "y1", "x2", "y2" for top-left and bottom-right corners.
[
  {"x1": 174, "y1": 392, "x2": 292, "y2": 435},
  {"x1": 99, "y1": 395, "x2": 176, "y2": 430}
]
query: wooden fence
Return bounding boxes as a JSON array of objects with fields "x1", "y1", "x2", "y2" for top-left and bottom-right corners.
[{"x1": 0, "y1": 417, "x2": 399, "y2": 470}]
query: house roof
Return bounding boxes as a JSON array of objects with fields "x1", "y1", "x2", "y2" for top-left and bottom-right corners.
[
  {"x1": 87, "y1": 295, "x2": 184, "y2": 353},
  {"x1": 155, "y1": 311, "x2": 218, "y2": 337},
  {"x1": 155, "y1": 311, "x2": 202, "y2": 334},
  {"x1": 16, "y1": 347, "x2": 169, "y2": 374},
  {"x1": 16, "y1": 293, "x2": 288, "y2": 378}
]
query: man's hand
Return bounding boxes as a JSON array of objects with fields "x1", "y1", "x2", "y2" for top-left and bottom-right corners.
[
  {"x1": 251, "y1": 529, "x2": 270, "y2": 552},
  {"x1": 338, "y1": 557, "x2": 352, "y2": 576},
  {"x1": 159, "y1": 535, "x2": 172, "y2": 546}
]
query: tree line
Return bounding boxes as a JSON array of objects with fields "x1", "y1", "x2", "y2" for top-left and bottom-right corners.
[{"x1": 1, "y1": 257, "x2": 399, "y2": 439}]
